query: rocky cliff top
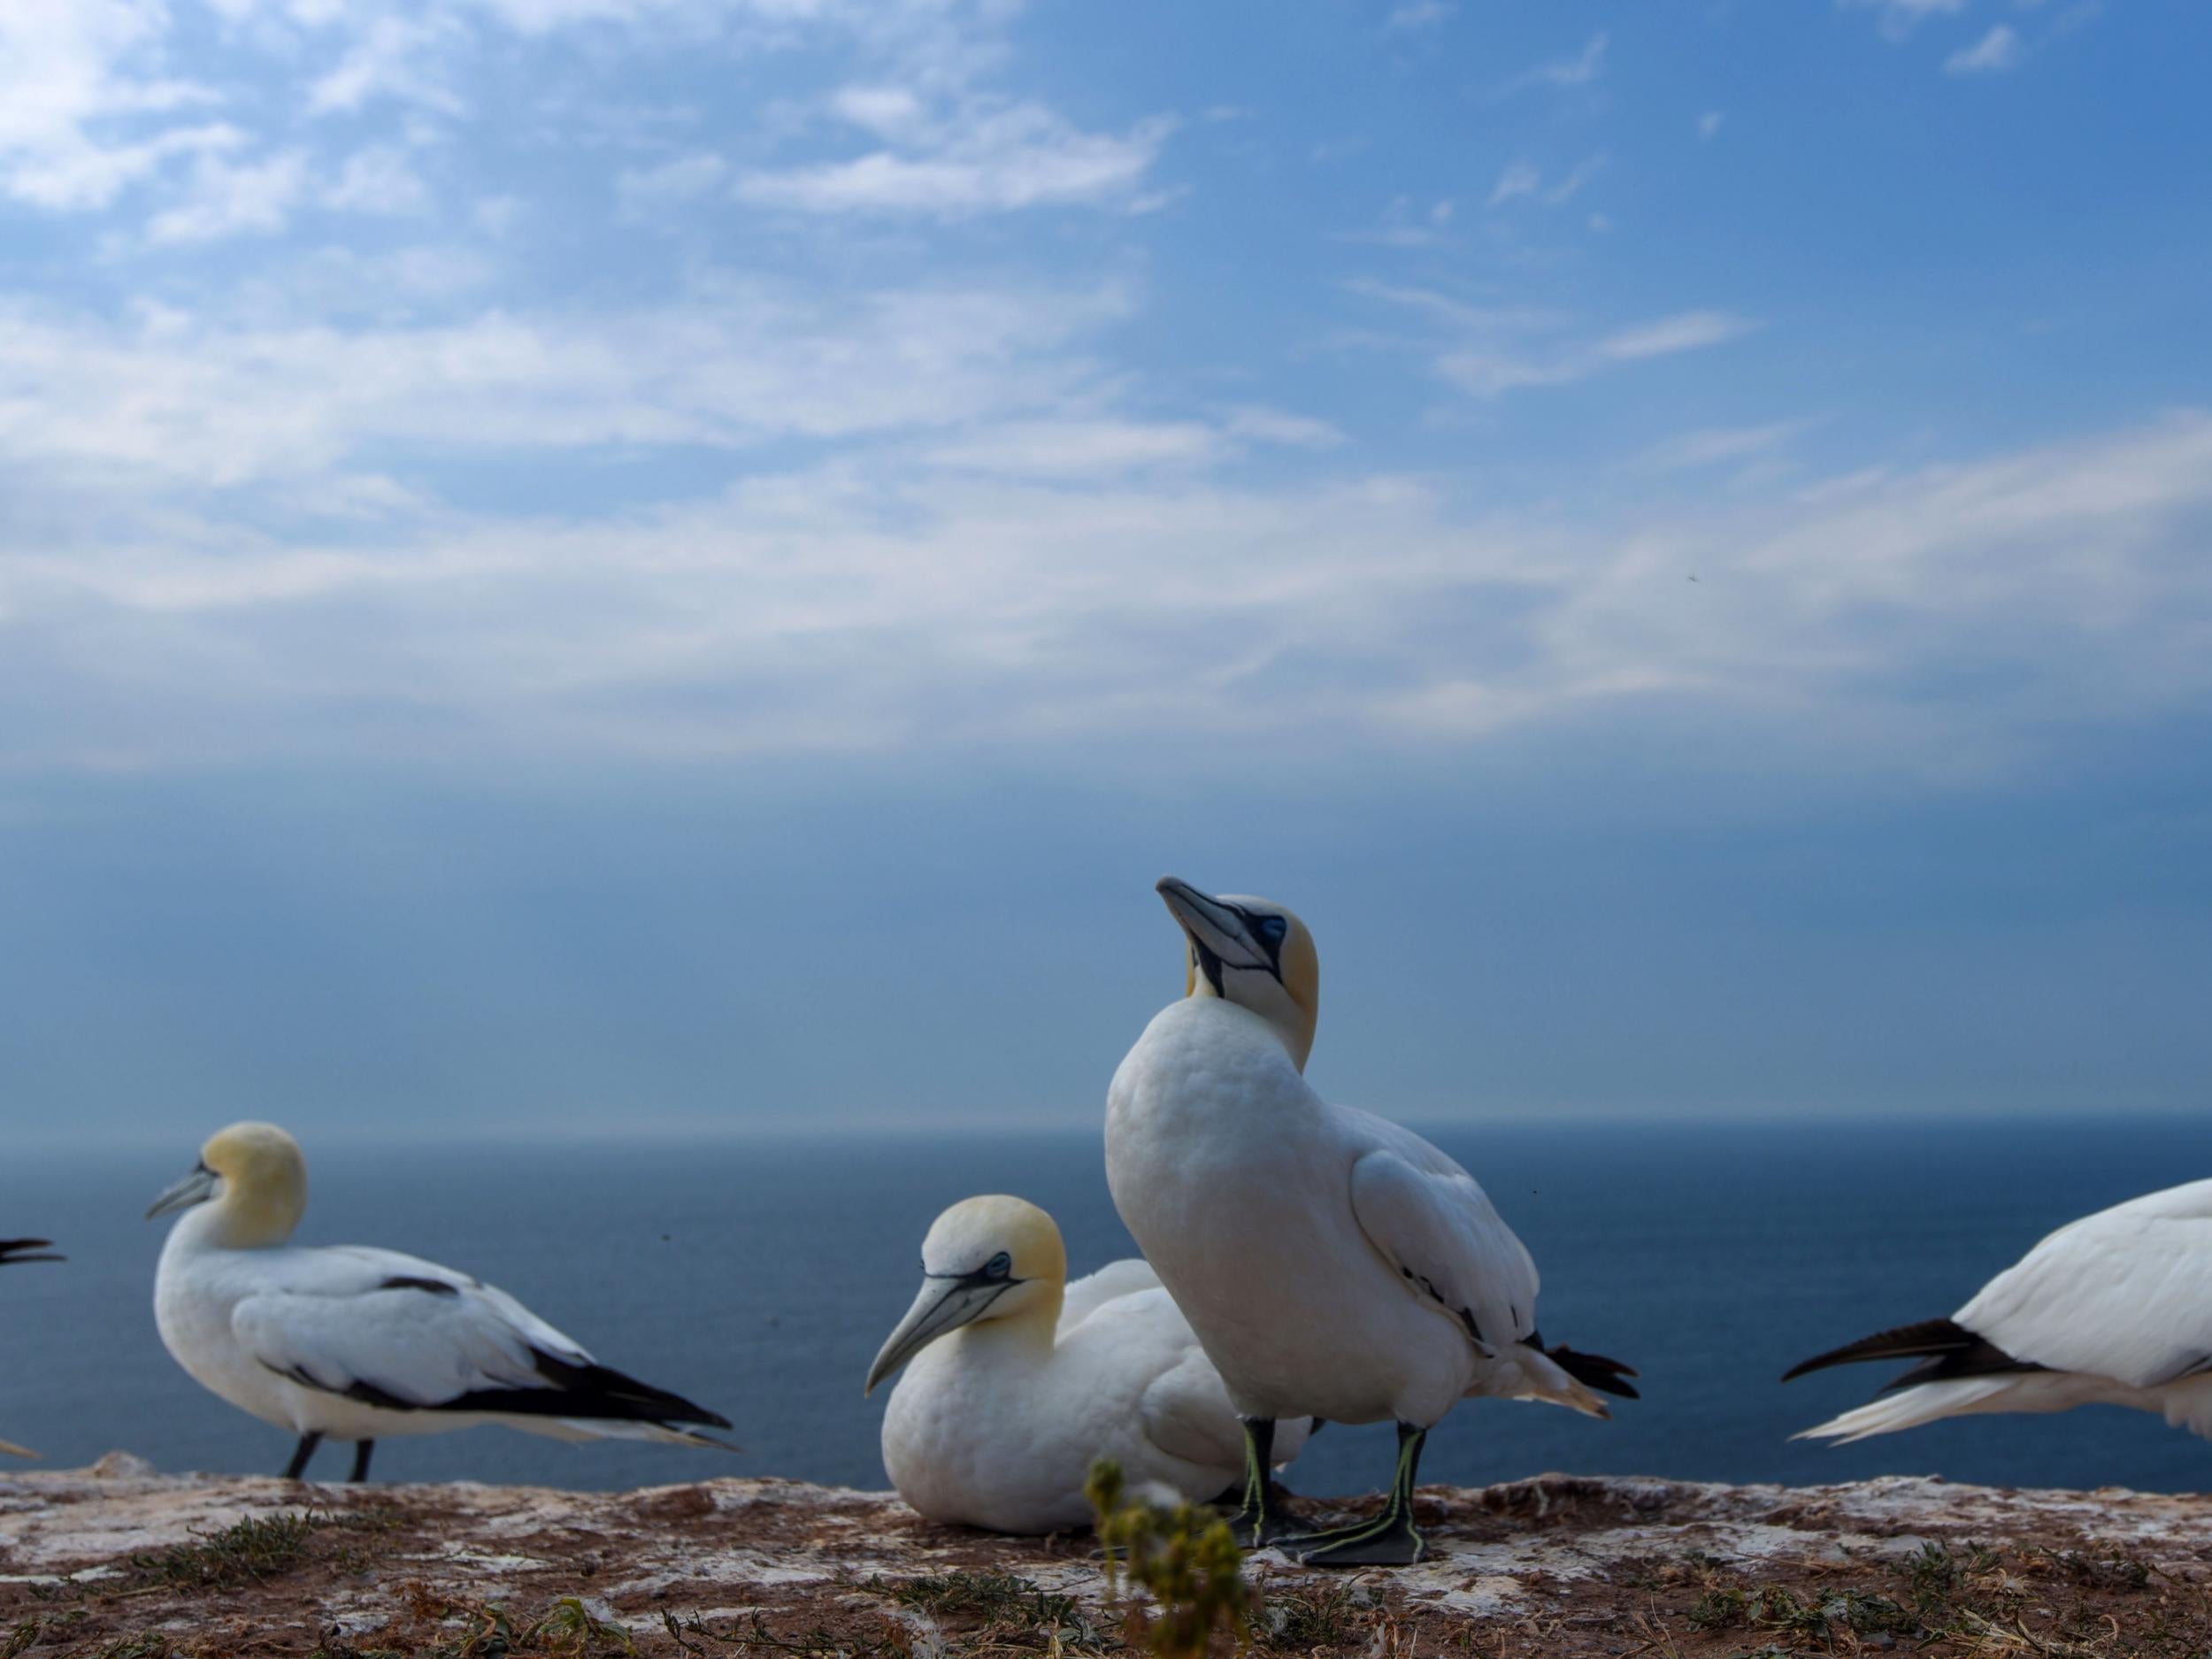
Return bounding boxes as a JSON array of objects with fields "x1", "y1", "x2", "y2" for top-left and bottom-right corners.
[{"x1": 5, "y1": 1456, "x2": 2210, "y2": 1658}]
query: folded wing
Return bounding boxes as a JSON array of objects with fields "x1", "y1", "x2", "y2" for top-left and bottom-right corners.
[{"x1": 232, "y1": 1247, "x2": 728, "y2": 1434}]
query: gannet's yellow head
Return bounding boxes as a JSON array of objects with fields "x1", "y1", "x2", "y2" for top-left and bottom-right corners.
[
  {"x1": 863, "y1": 1195, "x2": 1067, "y2": 1395},
  {"x1": 145, "y1": 1121, "x2": 308, "y2": 1248},
  {"x1": 1156, "y1": 877, "x2": 1320, "y2": 1071}
]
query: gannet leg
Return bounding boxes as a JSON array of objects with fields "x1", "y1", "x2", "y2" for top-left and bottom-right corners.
[
  {"x1": 349, "y1": 1440, "x2": 375, "y2": 1483},
  {"x1": 1294, "y1": 1422, "x2": 1428, "y2": 1567},
  {"x1": 281, "y1": 1431, "x2": 324, "y2": 1481},
  {"x1": 1225, "y1": 1417, "x2": 1312, "y2": 1548}
]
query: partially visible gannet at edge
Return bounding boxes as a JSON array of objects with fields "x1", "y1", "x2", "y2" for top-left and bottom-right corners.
[
  {"x1": 3, "y1": 1236, "x2": 62, "y2": 1457},
  {"x1": 149, "y1": 1122, "x2": 731, "y2": 1482},
  {"x1": 864, "y1": 1194, "x2": 1311, "y2": 1534},
  {"x1": 1106, "y1": 878, "x2": 1636, "y2": 1566},
  {"x1": 1788, "y1": 1178, "x2": 2212, "y2": 1445}
]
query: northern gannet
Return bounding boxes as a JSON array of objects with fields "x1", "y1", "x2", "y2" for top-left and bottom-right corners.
[
  {"x1": 3, "y1": 1237, "x2": 61, "y2": 1457},
  {"x1": 149, "y1": 1122, "x2": 731, "y2": 1481},
  {"x1": 864, "y1": 1194, "x2": 1310, "y2": 1534},
  {"x1": 1788, "y1": 1178, "x2": 2212, "y2": 1445},
  {"x1": 1105, "y1": 878, "x2": 1637, "y2": 1566}
]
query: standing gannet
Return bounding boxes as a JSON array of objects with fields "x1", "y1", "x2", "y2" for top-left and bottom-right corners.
[
  {"x1": 149, "y1": 1122, "x2": 731, "y2": 1481},
  {"x1": 1788, "y1": 1178, "x2": 2212, "y2": 1445},
  {"x1": 1105, "y1": 878, "x2": 1636, "y2": 1566},
  {"x1": 3, "y1": 1237, "x2": 62, "y2": 1456},
  {"x1": 864, "y1": 1195, "x2": 1310, "y2": 1534}
]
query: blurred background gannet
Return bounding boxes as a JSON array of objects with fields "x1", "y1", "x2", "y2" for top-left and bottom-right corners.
[
  {"x1": 864, "y1": 1194, "x2": 1311, "y2": 1533},
  {"x1": 149, "y1": 1122, "x2": 731, "y2": 1481},
  {"x1": 3, "y1": 1236, "x2": 62, "y2": 1456},
  {"x1": 1788, "y1": 1178, "x2": 2212, "y2": 1445},
  {"x1": 1106, "y1": 877, "x2": 1635, "y2": 1566}
]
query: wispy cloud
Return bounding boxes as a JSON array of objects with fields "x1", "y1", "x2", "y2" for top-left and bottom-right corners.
[
  {"x1": 1386, "y1": 2, "x2": 1455, "y2": 32},
  {"x1": 1641, "y1": 420, "x2": 1809, "y2": 472},
  {"x1": 1947, "y1": 25, "x2": 2026, "y2": 73},
  {"x1": 1499, "y1": 31, "x2": 1608, "y2": 95},
  {"x1": 7, "y1": 413, "x2": 2210, "y2": 779},
  {"x1": 1841, "y1": 0, "x2": 1970, "y2": 41},
  {"x1": 1697, "y1": 110, "x2": 1724, "y2": 140},
  {"x1": 145, "y1": 150, "x2": 309, "y2": 244},
  {"x1": 1357, "y1": 286, "x2": 1755, "y2": 398},
  {"x1": 733, "y1": 98, "x2": 1173, "y2": 218}
]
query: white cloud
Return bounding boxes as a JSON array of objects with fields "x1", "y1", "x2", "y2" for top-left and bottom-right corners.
[
  {"x1": 1386, "y1": 2, "x2": 1455, "y2": 32},
  {"x1": 0, "y1": 0, "x2": 221, "y2": 209},
  {"x1": 1359, "y1": 286, "x2": 1755, "y2": 397},
  {"x1": 1697, "y1": 110, "x2": 1724, "y2": 140},
  {"x1": 145, "y1": 149, "x2": 308, "y2": 243},
  {"x1": 1641, "y1": 420, "x2": 1809, "y2": 472},
  {"x1": 1947, "y1": 25, "x2": 2026, "y2": 73},
  {"x1": 1500, "y1": 32, "x2": 1607, "y2": 95},
  {"x1": 5, "y1": 414, "x2": 2210, "y2": 777},
  {"x1": 1841, "y1": 0, "x2": 1968, "y2": 39},
  {"x1": 323, "y1": 144, "x2": 431, "y2": 215},
  {"x1": 617, "y1": 150, "x2": 728, "y2": 213},
  {"x1": 1487, "y1": 160, "x2": 1540, "y2": 207},
  {"x1": 734, "y1": 98, "x2": 1171, "y2": 218},
  {"x1": 306, "y1": 13, "x2": 465, "y2": 116},
  {"x1": 0, "y1": 278, "x2": 1131, "y2": 487},
  {"x1": 1434, "y1": 311, "x2": 1752, "y2": 395}
]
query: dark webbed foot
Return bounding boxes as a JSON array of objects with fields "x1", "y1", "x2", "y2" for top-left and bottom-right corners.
[
  {"x1": 1287, "y1": 1419, "x2": 1430, "y2": 1568},
  {"x1": 1294, "y1": 1509, "x2": 1425, "y2": 1567}
]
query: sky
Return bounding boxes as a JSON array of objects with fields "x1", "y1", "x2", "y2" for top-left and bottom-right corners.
[{"x1": 2, "y1": 0, "x2": 2208, "y2": 1143}]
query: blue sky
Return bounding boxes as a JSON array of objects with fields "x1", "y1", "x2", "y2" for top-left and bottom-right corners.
[{"x1": 2, "y1": 0, "x2": 2208, "y2": 1141}]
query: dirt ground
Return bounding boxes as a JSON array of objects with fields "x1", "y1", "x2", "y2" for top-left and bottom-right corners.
[{"x1": 7, "y1": 1457, "x2": 2212, "y2": 1659}]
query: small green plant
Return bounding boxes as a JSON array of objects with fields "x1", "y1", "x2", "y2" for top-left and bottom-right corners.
[
  {"x1": 127, "y1": 1510, "x2": 319, "y2": 1591},
  {"x1": 518, "y1": 1596, "x2": 636, "y2": 1656},
  {"x1": 1087, "y1": 1459, "x2": 1248, "y2": 1659}
]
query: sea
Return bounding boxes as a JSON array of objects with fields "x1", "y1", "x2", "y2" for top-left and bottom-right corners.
[{"x1": 5, "y1": 1116, "x2": 2208, "y2": 1499}]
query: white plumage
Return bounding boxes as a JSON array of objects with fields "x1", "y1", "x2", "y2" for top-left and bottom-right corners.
[
  {"x1": 1793, "y1": 1178, "x2": 2212, "y2": 1443},
  {"x1": 866, "y1": 1195, "x2": 1309, "y2": 1534},
  {"x1": 150, "y1": 1122, "x2": 729, "y2": 1481},
  {"x1": 1105, "y1": 879, "x2": 1632, "y2": 1565}
]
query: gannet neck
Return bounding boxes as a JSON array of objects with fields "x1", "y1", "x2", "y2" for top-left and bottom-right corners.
[
  {"x1": 196, "y1": 1122, "x2": 308, "y2": 1249},
  {"x1": 1157, "y1": 878, "x2": 1319, "y2": 1071}
]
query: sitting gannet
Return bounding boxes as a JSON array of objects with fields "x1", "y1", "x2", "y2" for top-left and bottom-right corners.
[
  {"x1": 1105, "y1": 878, "x2": 1636, "y2": 1566},
  {"x1": 149, "y1": 1122, "x2": 730, "y2": 1481},
  {"x1": 3, "y1": 1237, "x2": 61, "y2": 1456},
  {"x1": 1788, "y1": 1178, "x2": 2212, "y2": 1445},
  {"x1": 864, "y1": 1194, "x2": 1311, "y2": 1533}
]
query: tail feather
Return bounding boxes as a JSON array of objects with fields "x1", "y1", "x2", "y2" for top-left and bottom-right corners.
[
  {"x1": 1795, "y1": 1376, "x2": 2043, "y2": 1443},
  {"x1": 1783, "y1": 1317, "x2": 2041, "y2": 1391},
  {"x1": 1544, "y1": 1342, "x2": 1640, "y2": 1401}
]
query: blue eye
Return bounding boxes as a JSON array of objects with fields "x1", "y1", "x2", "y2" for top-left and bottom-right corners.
[
  {"x1": 987, "y1": 1251, "x2": 1012, "y2": 1279},
  {"x1": 1258, "y1": 917, "x2": 1287, "y2": 942}
]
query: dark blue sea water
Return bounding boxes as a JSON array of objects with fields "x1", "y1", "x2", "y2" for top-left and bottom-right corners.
[{"x1": 6, "y1": 1118, "x2": 2210, "y2": 1498}]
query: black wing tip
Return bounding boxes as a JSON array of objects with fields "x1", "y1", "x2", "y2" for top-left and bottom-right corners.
[
  {"x1": 0, "y1": 1240, "x2": 62, "y2": 1264},
  {"x1": 1781, "y1": 1317, "x2": 1982, "y2": 1383}
]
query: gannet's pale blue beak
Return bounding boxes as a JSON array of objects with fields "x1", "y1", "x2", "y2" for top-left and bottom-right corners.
[
  {"x1": 864, "y1": 1270, "x2": 1018, "y2": 1397},
  {"x1": 146, "y1": 1162, "x2": 219, "y2": 1221},
  {"x1": 1156, "y1": 877, "x2": 1272, "y2": 972}
]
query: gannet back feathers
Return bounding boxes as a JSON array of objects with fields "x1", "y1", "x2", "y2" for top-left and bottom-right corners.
[{"x1": 1791, "y1": 1177, "x2": 2212, "y2": 1443}]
